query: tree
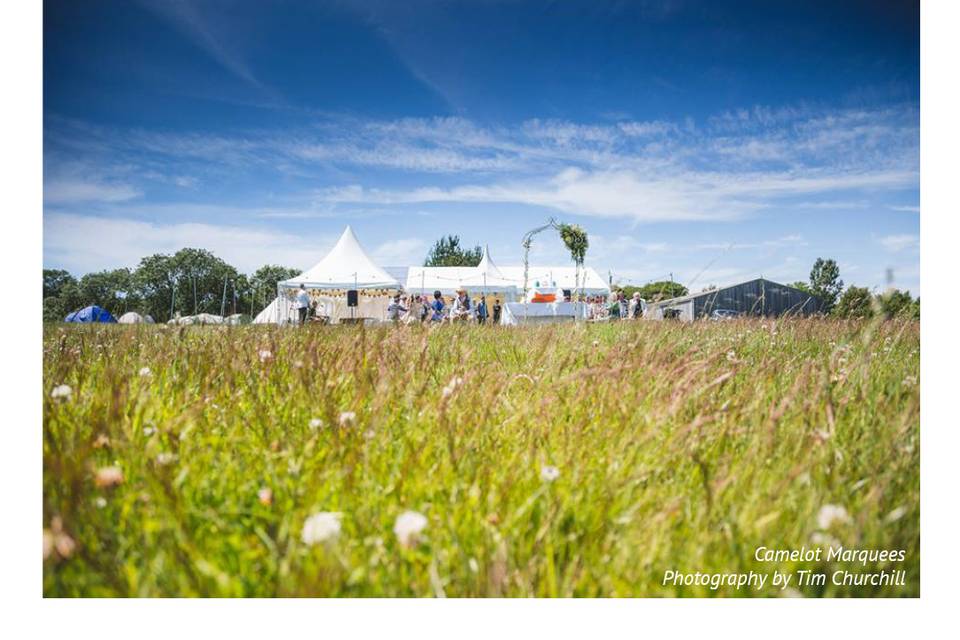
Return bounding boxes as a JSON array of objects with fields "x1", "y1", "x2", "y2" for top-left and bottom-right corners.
[
  {"x1": 134, "y1": 248, "x2": 242, "y2": 322},
  {"x1": 809, "y1": 258, "x2": 843, "y2": 313},
  {"x1": 878, "y1": 289, "x2": 917, "y2": 319},
  {"x1": 424, "y1": 235, "x2": 482, "y2": 267},
  {"x1": 44, "y1": 269, "x2": 76, "y2": 299},
  {"x1": 626, "y1": 280, "x2": 689, "y2": 302},
  {"x1": 789, "y1": 281, "x2": 812, "y2": 294},
  {"x1": 833, "y1": 286, "x2": 874, "y2": 318},
  {"x1": 249, "y1": 265, "x2": 301, "y2": 316},
  {"x1": 77, "y1": 268, "x2": 139, "y2": 314}
]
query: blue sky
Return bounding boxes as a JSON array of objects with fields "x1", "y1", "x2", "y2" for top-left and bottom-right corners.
[{"x1": 43, "y1": 0, "x2": 920, "y2": 295}]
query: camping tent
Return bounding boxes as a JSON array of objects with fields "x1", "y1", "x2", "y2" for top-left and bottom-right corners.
[
  {"x1": 405, "y1": 246, "x2": 520, "y2": 298},
  {"x1": 276, "y1": 226, "x2": 400, "y2": 324},
  {"x1": 177, "y1": 313, "x2": 223, "y2": 325},
  {"x1": 118, "y1": 312, "x2": 155, "y2": 324},
  {"x1": 225, "y1": 313, "x2": 252, "y2": 325},
  {"x1": 65, "y1": 306, "x2": 117, "y2": 323}
]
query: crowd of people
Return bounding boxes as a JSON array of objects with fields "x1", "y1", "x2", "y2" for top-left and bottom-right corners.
[
  {"x1": 293, "y1": 283, "x2": 646, "y2": 325},
  {"x1": 387, "y1": 288, "x2": 502, "y2": 325}
]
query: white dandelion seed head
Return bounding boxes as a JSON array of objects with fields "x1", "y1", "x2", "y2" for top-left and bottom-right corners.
[
  {"x1": 51, "y1": 384, "x2": 72, "y2": 400},
  {"x1": 394, "y1": 510, "x2": 428, "y2": 548},
  {"x1": 540, "y1": 465, "x2": 561, "y2": 482},
  {"x1": 301, "y1": 511, "x2": 342, "y2": 545},
  {"x1": 139, "y1": 367, "x2": 152, "y2": 378},
  {"x1": 94, "y1": 496, "x2": 107, "y2": 509},
  {"x1": 338, "y1": 411, "x2": 356, "y2": 428},
  {"x1": 816, "y1": 504, "x2": 851, "y2": 530},
  {"x1": 308, "y1": 418, "x2": 324, "y2": 430}
]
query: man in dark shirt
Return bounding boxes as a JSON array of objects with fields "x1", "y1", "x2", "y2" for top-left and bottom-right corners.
[{"x1": 492, "y1": 299, "x2": 502, "y2": 324}]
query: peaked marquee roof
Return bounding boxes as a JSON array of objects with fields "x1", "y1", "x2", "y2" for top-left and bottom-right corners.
[{"x1": 280, "y1": 226, "x2": 400, "y2": 290}]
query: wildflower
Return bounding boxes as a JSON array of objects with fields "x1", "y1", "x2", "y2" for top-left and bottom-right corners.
[
  {"x1": 726, "y1": 350, "x2": 736, "y2": 362},
  {"x1": 94, "y1": 496, "x2": 107, "y2": 509},
  {"x1": 138, "y1": 367, "x2": 151, "y2": 378},
  {"x1": 156, "y1": 452, "x2": 176, "y2": 466},
  {"x1": 816, "y1": 504, "x2": 851, "y2": 529},
  {"x1": 93, "y1": 434, "x2": 110, "y2": 449},
  {"x1": 302, "y1": 511, "x2": 342, "y2": 545},
  {"x1": 540, "y1": 465, "x2": 561, "y2": 482},
  {"x1": 143, "y1": 426, "x2": 156, "y2": 437},
  {"x1": 308, "y1": 417, "x2": 324, "y2": 431},
  {"x1": 885, "y1": 506, "x2": 907, "y2": 524},
  {"x1": 394, "y1": 510, "x2": 428, "y2": 548},
  {"x1": 441, "y1": 376, "x2": 464, "y2": 401},
  {"x1": 592, "y1": 340, "x2": 600, "y2": 348},
  {"x1": 51, "y1": 384, "x2": 72, "y2": 400},
  {"x1": 468, "y1": 558, "x2": 480, "y2": 573},
  {"x1": 94, "y1": 466, "x2": 124, "y2": 489},
  {"x1": 44, "y1": 517, "x2": 76, "y2": 560},
  {"x1": 258, "y1": 349, "x2": 273, "y2": 363},
  {"x1": 258, "y1": 487, "x2": 273, "y2": 506},
  {"x1": 339, "y1": 411, "x2": 356, "y2": 428}
]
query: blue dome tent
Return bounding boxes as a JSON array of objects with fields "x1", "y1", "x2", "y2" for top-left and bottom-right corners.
[{"x1": 64, "y1": 305, "x2": 117, "y2": 323}]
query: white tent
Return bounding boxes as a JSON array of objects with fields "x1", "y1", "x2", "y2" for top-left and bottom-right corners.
[
  {"x1": 177, "y1": 313, "x2": 224, "y2": 325},
  {"x1": 405, "y1": 246, "x2": 520, "y2": 297},
  {"x1": 118, "y1": 311, "x2": 154, "y2": 324},
  {"x1": 280, "y1": 226, "x2": 399, "y2": 290},
  {"x1": 253, "y1": 296, "x2": 296, "y2": 325}
]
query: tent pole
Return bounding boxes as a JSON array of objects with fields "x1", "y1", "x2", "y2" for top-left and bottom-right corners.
[{"x1": 220, "y1": 275, "x2": 228, "y2": 317}]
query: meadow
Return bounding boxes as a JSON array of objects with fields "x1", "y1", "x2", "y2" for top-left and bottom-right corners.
[{"x1": 43, "y1": 318, "x2": 919, "y2": 597}]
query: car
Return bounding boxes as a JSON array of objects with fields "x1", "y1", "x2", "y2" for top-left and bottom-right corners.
[{"x1": 709, "y1": 309, "x2": 740, "y2": 320}]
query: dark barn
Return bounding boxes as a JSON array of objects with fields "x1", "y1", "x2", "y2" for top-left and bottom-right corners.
[{"x1": 649, "y1": 278, "x2": 824, "y2": 321}]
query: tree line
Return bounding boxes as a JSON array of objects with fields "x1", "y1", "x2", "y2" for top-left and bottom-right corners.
[{"x1": 44, "y1": 248, "x2": 299, "y2": 323}]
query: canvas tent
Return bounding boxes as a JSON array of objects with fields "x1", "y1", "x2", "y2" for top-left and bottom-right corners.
[
  {"x1": 65, "y1": 305, "x2": 117, "y2": 323},
  {"x1": 253, "y1": 296, "x2": 295, "y2": 325},
  {"x1": 405, "y1": 246, "x2": 520, "y2": 297},
  {"x1": 275, "y1": 226, "x2": 400, "y2": 324},
  {"x1": 118, "y1": 311, "x2": 154, "y2": 324},
  {"x1": 498, "y1": 266, "x2": 609, "y2": 296}
]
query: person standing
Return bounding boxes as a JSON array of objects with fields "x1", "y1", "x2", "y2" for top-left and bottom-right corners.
[
  {"x1": 296, "y1": 284, "x2": 310, "y2": 325},
  {"x1": 430, "y1": 290, "x2": 446, "y2": 322},
  {"x1": 492, "y1": 299, "x2": 502, "y2": 324},
  {"x1": 477, "y1": 296, "x2": 488, "y2": 325},
  {"x1": 387, "y1": 294, "x2": 407, "y2": 323},
  {"x1": 450, "y1": 287, "x2": 472, "y2": 322}
]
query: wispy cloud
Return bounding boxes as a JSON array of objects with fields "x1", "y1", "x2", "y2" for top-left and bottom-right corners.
[
  {"x1": 44, "y1": 179, "x2": 141, "y2": 204},
  {"x1": 878, "y1": 234, "x2": 919, "y2": 252}
]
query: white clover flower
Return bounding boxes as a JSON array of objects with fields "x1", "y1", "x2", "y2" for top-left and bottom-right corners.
[
  {"x1": 308, "y1": 417, "x2": 324, "y2": 431},
  {"x1": 258, "y1": 349, "x2": 273, "y2": 363},
  {"x1": 94, "y1": 466, "x2": 124, "y2": 488},
  {"x1": 51, "y1": 384, "x2": 72, "y2": 400},
  {"x1": 338, "y1": 411, "x2": 356, "y2": 428},
  {"x1": 540, "y1": 465, "x2": 561, "y2": 482},
  {"x1": 394, "y1": 510, "x2": 428, "y2": 548},
  {"x1": 816, "y1": 504, "x2": 851, "y2": 529},
  {"x1": 155, "y1": 452, "x2": 176, "y2": 466},
  {"x1": 258, "y1": 487, "x2": 273, "y2": 506},
  {"x1": 301, "y1": 511, "x2": 342, "y2": 545},
  {"x1": 139, "y1": 367, "x2": 152, "y2": 378}
]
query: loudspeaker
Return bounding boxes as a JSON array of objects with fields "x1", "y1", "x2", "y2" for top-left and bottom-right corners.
[
  {"x1": 347, "y1": 290, "x2": 359, "y2": 307},
  {"x1": 562, "y1": 289, "x2": 572, "y2": 299}
]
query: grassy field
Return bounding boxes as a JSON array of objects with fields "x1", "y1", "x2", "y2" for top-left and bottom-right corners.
[{"x1": 43, "y1": 318, "x2": 919, "y2": 597}]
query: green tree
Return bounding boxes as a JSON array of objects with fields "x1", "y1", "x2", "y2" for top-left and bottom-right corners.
[
  {"x1": 44, "y1": 269, "x2": 76, "y2": 299},
  {"x1": 248, "y1": 265, "x2": 301, "y2": 315},
  {"x1": 833, "y1": 286, "x2": 875, "y2": 319},
  {"x1": 134, "y1": 249, "x2": 242, "y2": 322},
  {"x1": 77, "y1": 268, "x2": 139, "y2": 315},
  {"x1": 626, "y1": 280, "x2": 689, "y2": 302},
  {"x1": 809, "y1": 258, "x2": 843, "y2": 313},
  {"x1": 424, "y1": 235, "x2": 483, "y2": 267},
  {"x1": 878, "y1": 289, "x2": 917, "y2": 319},
  {"x1": 789, "y1": 281, "x2": 812, "y2": 294}
]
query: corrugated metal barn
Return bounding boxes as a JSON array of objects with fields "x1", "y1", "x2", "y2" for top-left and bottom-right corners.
[{"x1": 647, "y1": 278, "x2": 824, "y2": 321}]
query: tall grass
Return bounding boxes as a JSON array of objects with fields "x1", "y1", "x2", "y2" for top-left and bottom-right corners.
[{"x1": 43, "y1": 318, "x2": 919, "y2": 596}]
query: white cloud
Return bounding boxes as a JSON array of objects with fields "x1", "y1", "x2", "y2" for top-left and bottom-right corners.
[
  {"x1": 44, "y1": 179, "x2": 141, "y2": 204},
  {"x1": 878, "y1": 234, "x2": 919, "y2": 252},
  {"x1": 371, "y1": 238, "x2": 427, "y2": 265},
  {"x1": 43, "y1": 213, "x2": 331, "y2": 274}
]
